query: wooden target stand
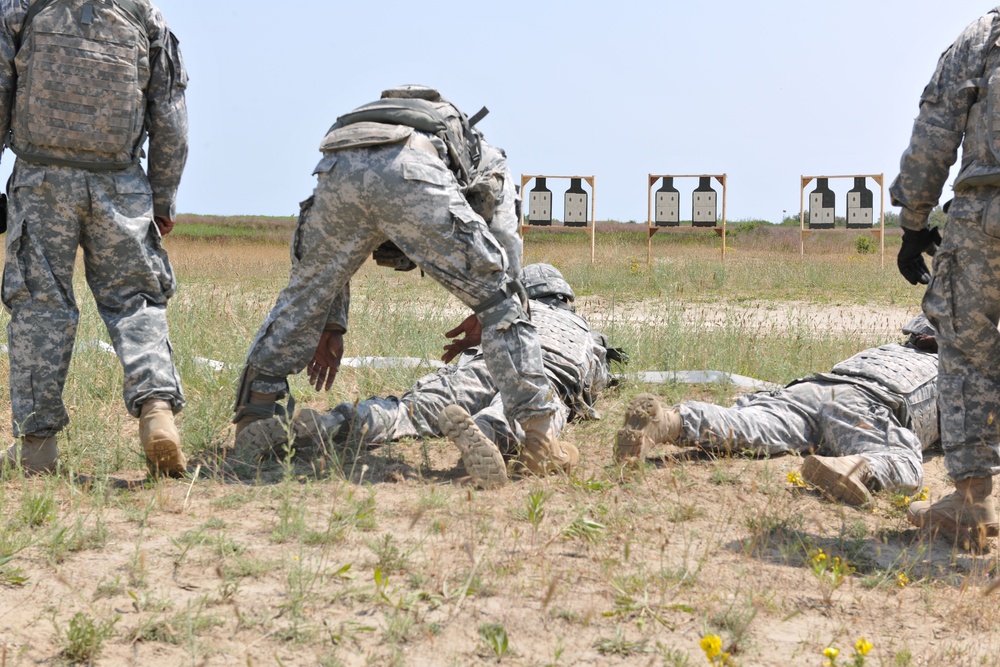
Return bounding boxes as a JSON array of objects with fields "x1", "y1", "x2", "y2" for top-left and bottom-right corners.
[
  {"x1": 519, "y1": 174, "x2": 597, "y2": 264},
  {"x1": 646, "y1": 173, "x2": 728, "y2": 265},
  {"x1": 799, "y1": 173, "x2": 886, "y2": 267}
]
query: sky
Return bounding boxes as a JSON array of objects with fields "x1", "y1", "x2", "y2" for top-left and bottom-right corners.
[{"x1": 111, "y1": 1, "x2": 994, "y2": 222}]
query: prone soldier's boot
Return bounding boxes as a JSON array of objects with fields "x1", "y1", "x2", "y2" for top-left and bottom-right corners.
[
  {"x1": 519, "y1": 413, "x2": 578, "y2": 476},
  {"x1": 907, "y1": 476, "x2": 1000, "y2": 552},
  {"x1": 801, "y1": 454, "x2": 873, "y2": 507},
  {"x1": 233, "y1": 391, "x2": 279, "y2": 446},
  {"x1": 0, "y1": 434, "x2": 58, "y2": 475},
  {"x1": 438, "y1": 405, "x2": 508, "y2": 489},
  {"x1": 614, "y1": 393, "x2": 681, "y2": 462},
  {"x1": 140, "y1": 399, "x2": 186, "y2": 477},
  {"x1": 235, "y1": 407, "x2": 330, "y2": 465}
]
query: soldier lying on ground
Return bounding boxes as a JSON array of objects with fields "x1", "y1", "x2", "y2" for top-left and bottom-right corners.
[
  {"x1": 237, "y1": 263, "x2": 623, "y2": 487},
  {"x1": 615, "y1": 315, "x2": 939, "y2": 507}
]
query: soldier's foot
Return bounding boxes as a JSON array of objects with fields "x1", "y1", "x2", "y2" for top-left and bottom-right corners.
[
  {"x1": 907, "y1": 476, "x2": 999, "y2": 552},
  {"x1": 0, "y1": 434, "x2": 58, "y2": 475},
  {"x1": 801, "y1": 454, "x2": 872, "y2": 507},
  {"x1": 140, "y1": 400, "x2": 186, "y2": 477},
  {"x1": 438, "y1": 405, "x2": 507, "y2": 489},
  {"x1": 614, "y1": 393, "x2": 681, "y2": 462},
  {"x1": 519, "y1": 414, "x2": 578, "y2": 476}
]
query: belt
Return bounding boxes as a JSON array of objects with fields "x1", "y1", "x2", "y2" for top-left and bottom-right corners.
[{"x1": 406, "y1": 132, "x2": 441, "y2": 158}]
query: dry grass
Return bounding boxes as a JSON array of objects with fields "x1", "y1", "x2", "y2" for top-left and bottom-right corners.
[{"x1": 0, "y1": 230, "x2": 994, "y2": 666}]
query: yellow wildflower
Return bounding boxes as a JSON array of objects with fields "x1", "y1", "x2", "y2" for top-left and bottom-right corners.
[
  {"x1": 813, "y1": 549, "x2": 826, "y2": 564},
  {"x1": 855, "y1": 638, "x2": 873, "y2": 655},
  {"x1": 823, "y1": 647, "x2": 839, "y2": 659},
  {"x1": 897, "y1": 572, "x2": 910, "y2": 587},
  {"x1": 700, "y1": 634, "x2": 722, "y2": 658},
  {"x1": 788, "y1": 470, "x2": 805, "y2": 487}
]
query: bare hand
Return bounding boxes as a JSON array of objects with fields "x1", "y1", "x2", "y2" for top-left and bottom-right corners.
[
  {"x1": 154, "y1": 215, "x2": 175, "y2": 236},
  {"x1": 308, "y1": 330, "x2": 344, "y2": 391},
  {"x1": 442, "y1": 314, "x2": 482, "y2": 363}
]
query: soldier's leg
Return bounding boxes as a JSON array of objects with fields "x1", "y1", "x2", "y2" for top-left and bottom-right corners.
[
  {"x1": 234, "y1": 155, "x2": 383, "y2": 433},
  {"x1": 675, "y1": 383, "x2": 821, "y2": 455},
  {"x1": 472, "y1": 393, "x2": 570, "y2": 459},
  {"x1": 813, "y1": 386, "x2": 923, "y2": 492},
  {"x1": 1, "y1": 165, "x2": 85, "y2": 443},
  {"x1": 83, "y1": 167, "x2": 186, "y2": 475},
  {"x1": 910, "y1": 199, "x2": 1000, "y2": 548},
  {"x1": 378, "y1": 149, "x2": 566, "y2": 473}
]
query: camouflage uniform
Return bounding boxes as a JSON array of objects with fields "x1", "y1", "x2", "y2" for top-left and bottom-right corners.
[
  {"x1": 240, "y1": 90, "x2": 558, "y2": 428},
  {"x1": 890, "y1": 10, "x2": 1000, "y2": 482},
  {"x1": 309, "y1": 298, "x2": 612, "y2": 456},
  {"x1": 0, "y1": 0, "x2": 188, "y2": 437},
  {"x1": 673, "y1": 331, "x2": 939, "y2": 492}
]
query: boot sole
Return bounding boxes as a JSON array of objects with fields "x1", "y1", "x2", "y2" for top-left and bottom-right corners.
[
  {"x1": 801, "y1": 455, "x2": 872, "y2": 507},
  {"x1": 234, "y1": 418, "x2": 289, "y2": 464},
  {"x1": 439, "y1": 406, "x2": 507, "y2": 489}
]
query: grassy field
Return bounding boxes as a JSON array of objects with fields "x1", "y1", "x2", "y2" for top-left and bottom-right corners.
[{"x1": 3, "y1": 222, "x2": 994, "y2": 666}]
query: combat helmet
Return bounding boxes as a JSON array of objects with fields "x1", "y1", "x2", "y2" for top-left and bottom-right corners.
[
  {"x1": 901, "y1": 314, "x2": 936, "y2": 337},
  {"x1": 520, "y1": 263, "x2": 575, "y2": 309}
]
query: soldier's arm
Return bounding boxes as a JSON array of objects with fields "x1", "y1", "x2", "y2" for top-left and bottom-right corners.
[
  {"x1": 890, "y1": 15, "x2": 994, "y2": 230},
  {"x1": 144, "y1": 6, "x2": 188, "y2": 219},
  {"x1": 324, "y1": 283, "x2": 350, "y2": 334},
  {"x1": 0, "y1": 0, "x2": 28, "y2": 146}
]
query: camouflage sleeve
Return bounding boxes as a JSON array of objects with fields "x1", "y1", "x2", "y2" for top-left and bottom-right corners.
[
  {"x1": 479, "y1": 140, "x2": 522, "y2": 280},
  {"x1": 890, "y1": 14, "x2": 994, "y2": 231},
  {"x1": 0, "y1": 0, "x2": 29, "y2": 153},
  {"x1": 145, "y1": 4, "x2": 188, "y2": 219},
  {"x1": 325, "y1": 282, "x2": 350, "y2": 333}
]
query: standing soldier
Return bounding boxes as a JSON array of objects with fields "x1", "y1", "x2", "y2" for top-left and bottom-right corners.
[
  {"x1": 0, "y1": 0, "x2": 189, "y2": 475},
  {"x1": 891, "y1": 9, "x2": 1000, "y2": 549},
  {"x1": 232, "y1": 85, "x2": 577, "y2": 477}
]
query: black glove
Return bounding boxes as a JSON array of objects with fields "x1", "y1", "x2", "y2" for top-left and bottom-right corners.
[{"x1": 897, "y1": 226, "x2": 942, "y2": 285}]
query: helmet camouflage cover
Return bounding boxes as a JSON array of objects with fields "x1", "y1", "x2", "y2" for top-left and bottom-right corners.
[{"x1": 520, "y1": 263, "x2": 575, "y2": 304}]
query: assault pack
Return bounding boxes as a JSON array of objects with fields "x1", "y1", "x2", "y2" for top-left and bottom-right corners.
[{"x1": 9, "y1": 0, "x2": 156, "y2": 170}]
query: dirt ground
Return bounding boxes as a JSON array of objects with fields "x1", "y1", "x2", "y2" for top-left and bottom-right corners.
[{"x1": 2, "y1": 388, "x2": 1000, "y2": 667}]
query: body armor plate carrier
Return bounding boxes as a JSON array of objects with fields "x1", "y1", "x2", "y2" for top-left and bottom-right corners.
[
  {"x1": 11, "y1": 0, "x2": 152, "y2": 170},
  {"x1": 813, "y1": 343, "x2": 940, "y2": 450}
]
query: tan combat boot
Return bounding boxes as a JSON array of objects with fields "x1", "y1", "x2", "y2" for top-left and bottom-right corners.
[
  {"x1": 438, "y1": 405, "x2": 508, "y2": 489},
  {"x1": 0, "y1": 434, "x2": 58, "y2": 475},
  {"x1": 801, "y1": 455, "x2": 873, "y2": 507},
  {"x1": 140, "y1": 399, "x2": 186, "y2": 477},
  {"x1": 519, "y1": 414, "x2": 578, "y2": 476},
  {"x1": 907, "y1": 476, "x2": 1000, "y2": 551},
  {"x1": 614, "y1": 393, "x2": 681, "y2": 462}
]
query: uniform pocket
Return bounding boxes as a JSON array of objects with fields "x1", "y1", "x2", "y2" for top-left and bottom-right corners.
[
  {"x1": 922, "y1": 247, "x2": 957, "y2": 343},
  {"x1": 291, "y1": 196, "x2": 315, "y2": 263},
  {"x1": 401, "y1": 159, "x2": 453, "y2": 187},
  {"x1": 983, "y1": 195, "x2": 1000, "y2": 238}
]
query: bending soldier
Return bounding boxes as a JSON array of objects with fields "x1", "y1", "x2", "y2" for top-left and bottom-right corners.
[
  {"x1": 0, "y1": 0, "x2": 189, "y2": 475},
  {"x1": 232, "y1": 86, "x2": 576, "y2": 477},
  {"x1": 616, "y1": 316, "x2": 939, "y2": 507}
]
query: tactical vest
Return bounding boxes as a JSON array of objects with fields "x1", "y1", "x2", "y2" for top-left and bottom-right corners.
[
  {"x1": 11, "y1": 0, "x2": 152, "y2": 170},
  {"x1": 953, "y1": 8, "x2": 1000, "y2": 189},
  {"x1": 816, "y1": 343, "x2": 940, "y2": 450},
  {"x1": 320, "y1": 90, "x2": 481, "y2": 187},
  {"x1": 532, "y1": 301, "x2": 610, "y2": 419}
]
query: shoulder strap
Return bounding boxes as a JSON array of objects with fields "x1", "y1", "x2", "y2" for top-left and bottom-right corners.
[{"x1": 22, "y1": 0, "x2": 148, "y2": 41}]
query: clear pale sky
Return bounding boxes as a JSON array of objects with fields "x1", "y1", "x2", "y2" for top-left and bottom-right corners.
[{"x1": 131, "y1": 1, "x2": 991, "y2": 222}]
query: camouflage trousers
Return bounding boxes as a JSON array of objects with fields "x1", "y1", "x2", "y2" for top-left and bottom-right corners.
[
  {"x1": 676, "y1": 380, "x2": 923, "y2": 491},
  {"x1": 244, "y1": 142, "x2": 558, "y2": 424},
  {"x1": 315, "y1": 350, "x2": 569, "y2": 457},
  {"x1": 923, "y1": 190, "x2": 1000, "y2": 481},
  {"x1": 1, "y1": 162, "x2": 183, "y2": 437}
]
